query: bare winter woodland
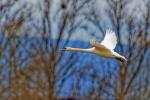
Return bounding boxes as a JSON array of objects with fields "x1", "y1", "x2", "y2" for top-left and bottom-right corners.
[{"x1": 0, "y1": 0, "x2": 150, "y2": 100}]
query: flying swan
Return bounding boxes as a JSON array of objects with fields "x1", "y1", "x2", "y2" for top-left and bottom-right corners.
[{"x1": 62, "y1": 29, "x2": 127, "y2": 62}]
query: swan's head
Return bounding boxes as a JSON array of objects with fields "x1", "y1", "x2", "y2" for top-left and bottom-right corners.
[{"x1": 62, "y1": 47, "x2": 72, "y2": 51}]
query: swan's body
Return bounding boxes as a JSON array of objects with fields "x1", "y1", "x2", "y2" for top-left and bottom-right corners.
[{"x1": 62, "y1": 29, "x2": 126, "y2": 62}]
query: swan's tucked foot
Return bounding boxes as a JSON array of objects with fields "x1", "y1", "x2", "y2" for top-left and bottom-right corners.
[{"x1": 115, "y1": 56, "x2": 127, "y2": 62}]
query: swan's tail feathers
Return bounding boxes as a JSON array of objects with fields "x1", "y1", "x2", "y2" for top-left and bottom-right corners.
[{"x1": 115, "y1": 56, "x2": 127, "y2": 62}]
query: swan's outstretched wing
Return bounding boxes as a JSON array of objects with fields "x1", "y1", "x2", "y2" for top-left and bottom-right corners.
[
  {"x1": 90, "y1": 40, "x2": 111, "y2": 52},
  {"x1": 101, "y1": 29, "x2": 117, "y2": 50}
]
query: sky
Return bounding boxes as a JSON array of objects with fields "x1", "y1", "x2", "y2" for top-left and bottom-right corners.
[
  {"x1": 0, "y1": 0, "x2": 149, "y2": 98},
  {"x1": 0, "y1": 0, "x2": 147, "y2": 43}
]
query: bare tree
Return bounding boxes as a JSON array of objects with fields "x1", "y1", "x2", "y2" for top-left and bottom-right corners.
[
  {"x1": 0, "y1": 0, "x2": 150, "y2": 100},
  {"x1": 83, "y1": 0, "x2": 150, "y2": 100},
  {"x1": 0, "y1": 0, "x2": 93, "y2": 100}
]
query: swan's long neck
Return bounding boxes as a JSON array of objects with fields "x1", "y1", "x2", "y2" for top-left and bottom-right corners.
[{"x1": 64, "y1": 47, "x2": 94, "y2": 53}]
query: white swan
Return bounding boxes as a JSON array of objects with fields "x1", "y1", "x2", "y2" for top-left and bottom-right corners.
[{"x1": 62, "y1": 29, "x2": 127, "y2": 62}]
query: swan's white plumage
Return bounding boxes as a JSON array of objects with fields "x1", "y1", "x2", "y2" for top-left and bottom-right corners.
[
  {"x1": 63, "y1": 29, "x2": 126, "y2": 62},
  {"x1": 101, "y1": 29, "x2": 117, "y2": 50},
  {"x1": 90, "y1": 40, "x2": 111, "y2": 52}
]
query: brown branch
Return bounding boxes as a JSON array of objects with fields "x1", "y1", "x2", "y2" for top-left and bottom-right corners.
[{"x1": 125, "y1": 44, "x2": 147, "y2": 95}]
